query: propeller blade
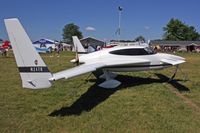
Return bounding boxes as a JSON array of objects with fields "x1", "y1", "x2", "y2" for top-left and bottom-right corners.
[{"x1": 75, "y1": 46, "x2": 79, "y2": 66}]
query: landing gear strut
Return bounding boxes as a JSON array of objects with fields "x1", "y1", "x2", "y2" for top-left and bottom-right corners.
[{"x1": 168, "y1": 65, "x2": 179, "y2": 82}]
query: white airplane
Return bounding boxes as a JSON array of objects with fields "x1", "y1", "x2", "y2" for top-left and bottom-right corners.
[{"x1": 4, "y1": 18, "x2": 185, "y2": 89}]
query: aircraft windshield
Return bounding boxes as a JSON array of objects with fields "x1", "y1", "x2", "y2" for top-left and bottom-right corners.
[{"x1": 109, "y1": 48, "x2": 156, "y2": 56}]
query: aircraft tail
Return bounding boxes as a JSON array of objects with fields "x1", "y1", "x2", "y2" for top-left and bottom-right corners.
[
  {"x1": 72, "y1": 36, "x2": 86, "y2": 54},
  {"x1": 4, "y1": 18, "x2": 52, "y2": 89}
]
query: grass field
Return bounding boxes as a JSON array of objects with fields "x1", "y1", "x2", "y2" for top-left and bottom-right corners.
[{"x1": 1, "y1": 51, "x2": 200, "y2": 133}]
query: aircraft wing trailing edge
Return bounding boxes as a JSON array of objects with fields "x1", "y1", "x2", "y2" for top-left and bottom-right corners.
[{"x1": 52, "y1": 63, "x2": 105, "y2": 80}]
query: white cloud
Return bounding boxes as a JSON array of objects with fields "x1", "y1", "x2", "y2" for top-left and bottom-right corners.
[
  {"x1": 144, "y1": 26, "x2": 150, "y2": 30},
  {"x1": 85, "y1": 26, "x2": 96, "y2": 31}
]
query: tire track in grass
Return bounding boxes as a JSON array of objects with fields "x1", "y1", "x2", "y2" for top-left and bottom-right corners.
[
  {"x1": 155, "y1": 73, "x2": 200, "y2": 113},
  {"x1": 163, "y1": 82, "x2": 200, "y2": 113}
]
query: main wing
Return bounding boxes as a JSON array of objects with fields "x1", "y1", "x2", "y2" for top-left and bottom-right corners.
[
  {"x1": 51, "y1": 59, "x2": 149, "y2": 81},
  {"x1": 51, "y1": 63, "x2": 105, "y2": 80}
]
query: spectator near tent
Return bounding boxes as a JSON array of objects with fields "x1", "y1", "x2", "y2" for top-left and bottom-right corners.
[
  {"x1": 56, "y1": 42, "x2": 63, "y2": 56},
  {"x1": 0, "y1": 40, "x2": 10, "y2": 56},
  {"x1": 150, "y1": 40, "x2": 200, "y2": 52}
]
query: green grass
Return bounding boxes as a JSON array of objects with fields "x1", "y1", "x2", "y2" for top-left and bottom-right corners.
[{"x1": 1, "y1": 51, "x2": 200, "y2": 133}]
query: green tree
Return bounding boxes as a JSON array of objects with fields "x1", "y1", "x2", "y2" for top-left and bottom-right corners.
[
  {"x1": 134, "y1": 36, "x2": 146, "y2": 42},
  {"x1": 62, "y1": 23, "x2": 83, "y2": 44},
  {"x1": 163, "y1": 18, "x2": 200, "y2": 41}
]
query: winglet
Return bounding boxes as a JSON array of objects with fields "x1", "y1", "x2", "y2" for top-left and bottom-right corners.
[{"x1": 4, "y1": 18, "x2": 52, "y2": 89}]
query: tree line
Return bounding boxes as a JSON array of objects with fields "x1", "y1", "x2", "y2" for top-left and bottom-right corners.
[
  {"x1": 163, "y1": 18, "x2": 200, "y2": 41},
  {"x1": 62, "y1": 18, "x2": 200, "y2": 44}
]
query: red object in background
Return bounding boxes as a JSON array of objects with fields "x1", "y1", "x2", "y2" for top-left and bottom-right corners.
[
  {"x1": 0, "y1": 40, "x2": 9, "y2": 49},
  {"x1": 3, "y1": 40, "x2": 9, "y2": 48},
  {"x1": 102, "y1": 45, "x2": 117, "y2": 49}
]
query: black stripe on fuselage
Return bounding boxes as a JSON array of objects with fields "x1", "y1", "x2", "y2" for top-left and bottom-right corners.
[
  {"x1": 18, "y1": 67, "x2": 50, "y2": 73},
  {"x1": 103, "y1": 64, "x2": 172, "y2": 69},
  {"x1": 78, "y1": 52, "x2": 87, "y2": 54}
]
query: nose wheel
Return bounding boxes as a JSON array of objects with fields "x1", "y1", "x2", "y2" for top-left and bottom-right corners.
[
  {"x1": 98, "y1": 70, "x2": 121, "y2": 89},
  {"x1": 168, "y1": 65, "x2": 179, "y2": 82},
  {"x1": 168, "y1": 65, "x2": 188, "y2": 82}
]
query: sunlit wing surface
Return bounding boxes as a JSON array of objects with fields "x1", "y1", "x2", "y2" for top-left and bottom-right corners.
[
  {"x1": 52, "y1": 63, "x2": 105, "y2": 80},
  {"x1": 161, "y1": 59, "x2": 185, "y2": 65},
  {"x1": 52, "y1": 59, "x2": 150, "y2": 80}
]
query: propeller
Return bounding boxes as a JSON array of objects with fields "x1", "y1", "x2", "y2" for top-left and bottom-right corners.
[
  {"x1": 75, "y1": 46, "x2": 79, "y2": 66},
  {"x1": 147, "y1": 40, "x2": 151, "y2": 46}
]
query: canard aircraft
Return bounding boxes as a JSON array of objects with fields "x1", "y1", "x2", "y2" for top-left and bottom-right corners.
[{"x1": 4, "y1": 18, "x2": 185, "y2": 89}]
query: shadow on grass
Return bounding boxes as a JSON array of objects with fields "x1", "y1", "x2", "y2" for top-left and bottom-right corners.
[
  {"x1": 49, "y1": 73, "x2": 189, "y2": 117},
  {"x1": 155, "y1": 73, "x2": 190, "y2": 92},
  {"x1": 49, "y1": 74, "x2": 167, "y2": 117}
]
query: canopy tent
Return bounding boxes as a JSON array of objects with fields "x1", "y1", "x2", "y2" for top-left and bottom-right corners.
[
  {"x1": 33, "y1": 39, "x2": 56, "y2": 45},
  {"x1": 32, "y1": 39, "x2": 58, "y2": 53}
]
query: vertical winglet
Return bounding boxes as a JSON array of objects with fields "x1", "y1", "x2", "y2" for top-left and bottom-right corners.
[
  {"x1": 4, "y1": 18, "x2": 52, "y2": 89},
  {"x1": 72, "y1": 36, "x2": 86, "y2": 53}
]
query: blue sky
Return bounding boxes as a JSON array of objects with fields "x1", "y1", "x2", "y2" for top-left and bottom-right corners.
[{"x1": 0, "y1": 0, "x2": 200, "y2": 41}]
